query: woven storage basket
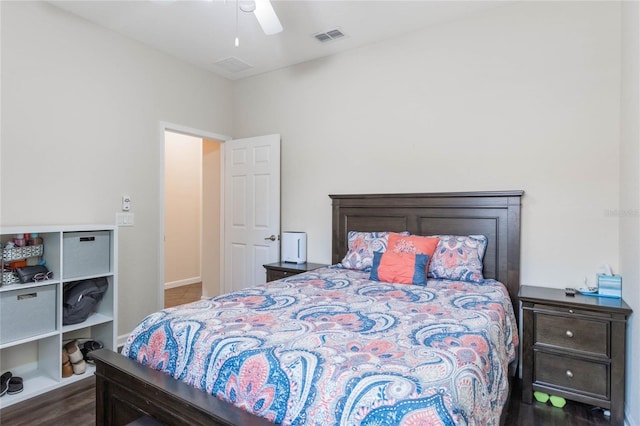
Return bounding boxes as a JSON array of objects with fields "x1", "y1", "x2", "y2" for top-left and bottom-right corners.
[
  {"x1": 2, "y1": 244, "x2": 44, "y2": 262},
  {"x1": 1, "y1": 270, "x2": 20, "y2": 285}
]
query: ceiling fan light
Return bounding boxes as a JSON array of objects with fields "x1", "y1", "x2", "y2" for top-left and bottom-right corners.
[
  {"x1": 239, "y1": 0, "x2": 256, "y2": 13},
  {"x1": 254, "y1": 0, "x2": 283, "y2": 35}
]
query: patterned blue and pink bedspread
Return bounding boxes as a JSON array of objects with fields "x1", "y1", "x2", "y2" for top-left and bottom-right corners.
[{"x1": 123, "y1": 266, "x2": 518, "y2": 425}]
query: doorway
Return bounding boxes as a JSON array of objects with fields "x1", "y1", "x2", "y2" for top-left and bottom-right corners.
[
  {"x1": 161, "y1": 123, "x2": 229, "y2": 310},
  {"x1": 158, "y1": 123, "x2": 281, "y2": 310}
]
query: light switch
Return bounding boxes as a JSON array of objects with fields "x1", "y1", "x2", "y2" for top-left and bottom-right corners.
[{"x1": 116, "y1": 213, "x2": 135, "y2": 227}]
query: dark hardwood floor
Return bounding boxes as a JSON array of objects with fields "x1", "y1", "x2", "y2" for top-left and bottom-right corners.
[
  {"x1": 0, "y1": 376, "x2": 613, "y2": 425},
  {"x1": 0, "y1": 376, "x2": 95, "y2": 426},
  {"x1": 164, "y1": 282, "x2": 202, "y2": 308},
  {"x1": 504, "y1": 380, "x2": 611, "y2": 426}
]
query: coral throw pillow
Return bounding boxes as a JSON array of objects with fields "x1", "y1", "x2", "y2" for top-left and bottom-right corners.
[{"x1": 370, "y1": 233, "x2": 440, "y2": 285}]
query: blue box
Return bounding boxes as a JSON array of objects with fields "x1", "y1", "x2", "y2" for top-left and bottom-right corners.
[{"x1": 597, "y1": 274, "x2": 622, "y2": 298}]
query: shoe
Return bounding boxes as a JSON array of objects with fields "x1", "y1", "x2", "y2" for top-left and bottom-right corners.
[
  {"x1": 0, "y1": 372, "x2": 12, "y2": 397},
  {"x1": 81, "y1": 340, "x2": 103, "y2": 364},
  {"x1": 7, "y1": 377, "x2": 23, "y2": 395},
  {"x1": 62, "y1": 350, "x2": 74, "y2": 378},
  {"x1": 64, "y1": 340, "x2": 86, "y2": 375},
  {"x1": 72, "y1": 359, "x2": 86, "y2": 375},
  {"x1": 64, "y1": 340, "x2": 83, "y2": 363},
  {"x1": 549, "y1": 395, "x2": 566, "y2": 408},
  {"x1": 534, "y1": 391, "x2": 549, "y2": 403}
]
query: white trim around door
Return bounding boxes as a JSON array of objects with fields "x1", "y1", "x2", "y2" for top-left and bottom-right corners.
[{"x1": 158, "y1": 121, "x2": 230, "y2": 311}]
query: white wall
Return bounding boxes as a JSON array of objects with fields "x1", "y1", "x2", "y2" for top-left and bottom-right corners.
[
  {"x1": 0, "y1": 1, "x2": 233, "y2": 335},
  {"x1": 233, "y1": 2, "x2": 622, "y2": 290},
  {"x1": 202, "y1": 139, "x2": 222, "y2": 298},
  {"x1": 164, "y1": 131, "x2": 202, "y2": 287},
  {"x1": 620, "y1": 2, "x2": 640, "y2": 425}
]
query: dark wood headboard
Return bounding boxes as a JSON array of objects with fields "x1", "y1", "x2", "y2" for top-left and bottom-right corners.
[{"x1": 329, "y1": 191, "x2": 523, "y2": 312}]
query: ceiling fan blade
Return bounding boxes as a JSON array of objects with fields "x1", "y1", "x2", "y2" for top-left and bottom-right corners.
[{"x1": 254, "y1": 0, "x2": 282, "y2": 35}]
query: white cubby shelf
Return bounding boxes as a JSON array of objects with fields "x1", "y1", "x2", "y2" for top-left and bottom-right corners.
[{"x1": 0, "y1": 225, "x2": 117, "y2": 408}]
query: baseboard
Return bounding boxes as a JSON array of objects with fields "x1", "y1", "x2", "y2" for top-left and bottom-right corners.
[
  {"x1": 164, "y1": 277, "x2": 201, "y2": 289},
  {"x1": 118, "y1": 333, "x2": 130, "y2": 349}
]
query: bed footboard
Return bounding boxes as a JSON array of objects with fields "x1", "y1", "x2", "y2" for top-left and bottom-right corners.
[
  {"x1": 91, "y1": 349, "x2": 273, "y2": 426},
  {"x1": 93, "y1": 348, "x2": 514, "y2": 425}
]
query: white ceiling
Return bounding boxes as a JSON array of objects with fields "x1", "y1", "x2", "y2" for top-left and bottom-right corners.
[{"x1": 48, "y1": 0, "x2": 508, "y2": 81}]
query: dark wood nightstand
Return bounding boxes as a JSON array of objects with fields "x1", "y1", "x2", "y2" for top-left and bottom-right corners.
[
  {"x1": 263, "y1": 262, "x2": 329, "y2": 282},
  {"x1": 519, "y1": 285, "x2": 632, "y2": 426}
]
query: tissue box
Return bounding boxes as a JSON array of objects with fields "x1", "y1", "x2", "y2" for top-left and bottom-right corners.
[{"x1": 597, "y1": 274, "x2": 622, "y2": 298}]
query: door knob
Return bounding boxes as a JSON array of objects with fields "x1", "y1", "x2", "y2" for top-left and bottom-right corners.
[{"x1": 264, "y1": 235, "x2": 277, "y2": 241}]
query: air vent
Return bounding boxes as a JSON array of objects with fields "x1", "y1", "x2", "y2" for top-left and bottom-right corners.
[
  {"x1": 213, "y1": 56, "x2": 253, "y2": 73},
  {"x1": 313, "y1": 28, "x2": 345, "y2": 43}
]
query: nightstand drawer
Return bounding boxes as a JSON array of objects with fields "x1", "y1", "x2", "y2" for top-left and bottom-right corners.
[
  {"x1": 534, "y1": 351, "x2": 608, "y2": 399},
  {"x1": 264, "y1": 262, "x2": 328, "y2": 283},
  {"x1": 534, "y1": 303, "x2": 612, "y2": 319},
  {"x1": 535, "y1": 313, "x2": 608, "y2": 356},
  {"x1": 267, "y1": 269, "x2": 292, "y2": 281}
]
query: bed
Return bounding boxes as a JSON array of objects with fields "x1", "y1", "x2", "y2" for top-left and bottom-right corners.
[{"x1": 92, "y1": 190, "x2": 523, "y2": 426}]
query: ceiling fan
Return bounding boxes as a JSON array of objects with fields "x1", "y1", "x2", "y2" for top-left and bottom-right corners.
[{"x1": 238, "y1": 0, "x2": 283, "y2": 35}]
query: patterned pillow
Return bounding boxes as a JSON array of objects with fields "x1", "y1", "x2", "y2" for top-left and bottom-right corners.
[
  {"x1": 340, "y1": 231, "x2": 409, "y2": 272},
  {"x1": 428, "y1": 235, "x2": 488, "y2": 283},
  {"x1": 370, "y1": 233, "x2": 440, "y2": 285}
]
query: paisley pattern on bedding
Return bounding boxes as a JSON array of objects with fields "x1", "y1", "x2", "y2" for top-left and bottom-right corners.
[{"x1": 123, "y1": 267, "x2": 518, "y2": 425}]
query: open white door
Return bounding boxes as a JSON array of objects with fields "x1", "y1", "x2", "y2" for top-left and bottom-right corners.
[{"x1": 224, "y1": 134, "x2": 280, "y2": 293}]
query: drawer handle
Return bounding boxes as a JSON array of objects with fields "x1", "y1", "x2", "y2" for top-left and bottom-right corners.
[
  {"x1": 17, "y1": 292, "x2": 37, "y2": 300},
  {"x1": 566, "y1": 370, "x2": 574, "y2": 378},
  {"x1": 565, "y1": 330, "x2": 574, "y2": 338}
]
